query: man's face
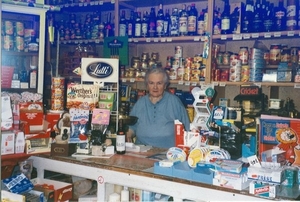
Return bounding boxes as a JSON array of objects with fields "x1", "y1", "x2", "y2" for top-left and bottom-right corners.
[{"x1": 147, "y1": 72, "x2": 166, "y2": 98}]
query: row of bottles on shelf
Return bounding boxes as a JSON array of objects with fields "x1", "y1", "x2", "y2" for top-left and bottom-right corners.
[
  {"x1": 119, "y1": 3, "x2": 209, "y2": 38},
  {"x1": 218, "y1": 0, "x2": 300, "y2": 35}
]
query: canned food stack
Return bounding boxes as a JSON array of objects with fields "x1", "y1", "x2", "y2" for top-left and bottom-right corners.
[
  {"x1": 249, "y1": 48, "x2": 265, "y2": 82},
  {"x1": 229, "y1": 58, "x2": 241, "y2": 82},
  {"x1": 51, "y1": 77, "x2": 65, "y2": 111},
  {"x1": 2, "y1": 20, "x2": 25, "y2": 51},
  {"x1": 170, "y1": 46, "x2": 183, "y2": 80}
]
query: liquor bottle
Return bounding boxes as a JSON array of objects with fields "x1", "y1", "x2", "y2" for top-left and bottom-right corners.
[
  {"x1": 119, "y1": 10, "x2": 127, "y2": 36},
  {"x1": 148, "y1": 7, "x2": 156, "y2": 37},
  {"x1": 116, "y1": 119, "x2": 126, "y2": 154},
  {"x1": 242, "y1": 0, "x2": 254, "y2": 33},
  {"x1": 170, "y1": 8, "x2": 179, "y2": 36},
  {"x1": 104, "y1": 12, "x2": 113, "y2": 37},
  {"x1": 156, "y1": 4, "x2": 165, "y2": 37},
  {"x1": 188, "y1": 3, "x2": 198, "y2": 35},
  {"x1": 286, "y1": 0, "x2": 298, "y2": 30},
  {"x1": 197, "y1": 10, "x2": 205, "y2": 35},
  {"x1": 141, "y1": 11, "x2": 149, "y2": 37},
  {"x1": 264, "y1": 2, "x2": 274, "y2": 32},
  {"x1": 203, "y1": 6, "x2": 209, "y2": 33},
  {"x1": 252, "y1": 0, "x2": 263, "y2": 32},
  {"x1": 127, "y1": 11, "x2": 135, "y2": 38},
  {"x1": 221, "y1": 0, "x2": 231, "y2": 34},
  {"x1": 213, "y1": 7, "x2": 221, "y2": 35},
  {"x1": 163, "y1": 9, "x2": 171, "y2": 36},
  {"x1": 135, "y1": 11, "x2": 142, "y2": 37},
  {"x1": 179, "y1": 4, "x2": 188, "y2": 36},
  {"x1": 274, "y1": 0, "x2": 286, "y2": 31}
]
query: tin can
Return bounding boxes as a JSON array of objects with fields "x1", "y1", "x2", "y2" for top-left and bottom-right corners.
[
  {"x1": 241, "y1": 65, "x2": 250, "y2": 82},
  {"x1": 239, "y1": 47, "x2": 249, "y2": 65},
  {"x1": 220, "y1": 69, "x2": 229, "y2": 81},
  {"x1": 166, "y1": 56, "x2": 173, "y2": 67},
  {"x1": 185, "y1": 57, "x2": 193, "y2": 68},
  {"x1": 141, "y1": 52, "x2": 149, "y2": 60},
  {"x1": 212, "y1": 44, "x2": 220, "y2": 59},
  {"x1": 151, "y1": 52, "x2": 159, "y2": 61},
  {"x1": 15, "y1": 36, "x2": 24, "y2": 52},
  {"x1": 15, "y1": 22, "x2": 24, "y2": 36},
  {"x1": 281, "y1": 48, "x2": 290, "y2": 62},
  {"x1": 4, "y1": 21, "x2": 13, "y2": 35},
  {"x1": 175, "y1": 46, "x2": 183, "y2": 58},
  {"x1": 51, "y1": 88, "x2": 64, "y2": 99},
  {"x1": 212, "y1": 69, "x2": 221, "y2": 81},
  {"x1": 52, "y1": 77, "x2": 65, "y2": 89},
  {"x1": 172, "y1": 57, "x2": 180, "y2": 68},
  {"x1": 269, "y1": 44, "x2": 281, "y2": 65},
  {"x1": 177, "y1": 67, "x2": 184, "y2": 80},
  {"x1": 222, "y1": 52, "x2": 230, "y2": 65},
  {"x1": 3, "y1": 35, "x2": 14, "y2": 51},
  {"x1": 290, "y1": 47, "x2": 298, "y2": 64},
  {"x1": 169, "y1": 68, "x2": 177, "y2": 80},
  {"x1": 51, "y1": 98, "x2": 64, "y2": 111}
]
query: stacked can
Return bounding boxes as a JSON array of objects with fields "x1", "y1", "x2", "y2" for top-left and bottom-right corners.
[
  {"x1": 229, "y1": 58, "x2": 241, "y2": 82},
  {"x1": 51, "y1": 77, "x2": 65, "y2": 111},
  {"x1": 170, "y1": 46, "x2": 183, "y2": 80},
  {"x1": 249, "y1": 48, "x2": 265, "y2": 82},
  {"x1": 2, "y1": 21, "x2": 25, "y2": 51}
]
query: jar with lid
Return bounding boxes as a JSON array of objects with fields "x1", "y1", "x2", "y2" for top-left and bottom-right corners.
[
  {"x1": 290, "y1": 47, "x2": 299, "y2": 64},
  {"x1": 131, "y1": 56, "x2": 140, "y2": 69},
  {"x1": 141, "y1": 52, "x2": 149, "y2": 61},
  {"x1": 222, "y1": 51, "x2": 230, "y2": 65},
  {"x1": 238, "y1": 47, "x2": 249, "y2": 65},
  {"x1": 140, "y1": 59, "x2": 148, "y2": 69},
  {"x1": 269, "y1": 44, "x2": 281, "y2": 65}
]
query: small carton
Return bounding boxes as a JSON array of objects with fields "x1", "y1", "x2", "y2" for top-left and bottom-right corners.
[
  {"x1": 15, "y1": 131, "x2": 25, "y2": 154},
  {"x1": 1, "y1": 190, "x2": 25, "y2": 202},
  {"x1": 1, "y1": 95, "x2": 13, "y2": 131},
  {"x1": 1, "y1": 131, "x2": 15, "y2": 155},
  {"x1": 249, "y1": 181, "x2": 278, "y2": 199},
  {"x1": 174, "y1": 120, "x2": 184, "y2": 147},
  {"x1": 19, "y1": 102, "x2": 44, "y2": 126},
  {"x1": 31, "y1": 178, "x2": 73, "y2": 202}
]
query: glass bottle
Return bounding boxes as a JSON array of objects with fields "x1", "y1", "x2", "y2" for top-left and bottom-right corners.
[
  {"x1": 188, "y1": 3, "x2": 198, "y2": 35},
  {"x1": 119, "y1": 10, "x2": 127, "y2": 36},
  {"x1": 197, "y1": 10, "x2": 205, "y2": 35},
  {"x1": 104, "y1": 12, "x2": 113, "y2": 37},
  {"x1": 170, "y1": 8, "x2": 179, "y2": 36},
  {"x1": 264, "y1": 2, "x2": 274, "y2": 32},
  {"x1": 242, "y1": 0, "x2": 254, "y2": 33},
  {"x1": 163, "y1": 9, "x2": 171, "y2": 36},
  {"x1": 252, "y1": 0, "x2": 263, "y2": 32},
  {"x1": 221, "y1": 0, "x2": 231, "y2": 34},
  {"x1": 274, "y1": 0, "x2": 287, "y2": 31},
  {"x1": 156, "y1": 4, "x2": 165, "y2": 37},
  {"x1": 116, "y1": 119, "x2": 126, "y2": 154},
  {"x1": 141, "y1": 11, "x2": 149, "y2": 37},
  {"x1": 286, "y1": 0, "x2": 298, "y2": 30},
  {"x1": 179, "y1": 4, "x2": 188, "y2": 36},
  {"x1": 135, "y1": 11, "x2": 142, "y2": 37},
  {"x1": 127, "y1": 10, "x2": 135, "y2": 38},
  {"x1": 148, "y1": 7, "x2": 156, "y2": 37},
  {"x1": 213, "y1": 7, "x2": 221, "y2": 35}
]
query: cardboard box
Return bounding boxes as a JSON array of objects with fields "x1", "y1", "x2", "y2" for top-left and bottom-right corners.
[
  {"x1": 1, "y1": 190, "x2": 25, "y2": 202},
  {"x1": 21, "y1": 120, "x2": 51, "y2": 139},
  {"x1": 19, "y1": 102, "x2": 44, "y2": 126},
  {"x1": 249, "y1": 181, "x2": 278, "y2": 199},
  {"x1": 45, "y1": 112, "x2": 62, "y2": 132},
  {"x1": 25, "y1": 138, "x2": 51, "y2": 154},
  {"x1": 1, "y1": 95, "x2": 13, "y2": 131},
  {"x1": 31, "y1": 178, "x2": 73, "y2": 202},
  {"x1": 51, "y1": 143, "x2": 77, "y2": 157},
  {"x1": 15, "y1": 131, "x2": 25, "y2": 154},
  {"x1": 247, "y1": 166, "x2": 284, "y2": 183},
  {"x1": 1, "y1": 131, "x2": 15, "y2": 155}
]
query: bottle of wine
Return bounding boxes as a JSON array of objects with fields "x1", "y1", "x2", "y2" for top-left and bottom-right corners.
[
  {"x1": 170, "y1": 8, "x2": 179, "y2": 36},
  {"x1": 142, "y1": 11, "x2": 149, "y2": 37},
  {"x1": 242, "y1": 0, "x2": 254, "y2": 33},
  {"x1": 127, "y1": 11, "x2": 135, "y2": 38},
  {"x1": 188, "y1": 3, "x2": 198, "y2": 35},
  {"x1": 179, "y1": 4, "x2": 188, "y2": 36},
  {"x1": 116, "y1": 119, "x2": 126, "y2": 154},
  {"x1": 264, "y1": 2, "x2": 274, "y2": 32},
  {"x1": 286, "y1": 0, "x2": 298, "y2": 30},
  {"x1": 104, "y1": 12, "x2": 113, "y2": 37},
  {"x1": 148, "y1": 7, "x2": 156, "y2": 37},
  {"x1": 213, "y1": 7, "x2": 221, "y2": 35},
  {"x1": 135, "y1": 11, "x2": 142, "y2": 37},
  {"x1": 119, "y1": 10, "x2": 127, "y2": 36},
  {"x1": 156, "y1": 4, "x2": 165, "y2": 37},
  {"x1": 274, "y1": 0, "x2": 286, "y2": 31},
  {"x1": 252, "y1": 0, "x2": 263, "y2": 32},
  {"x1": 197, "y1": 10, "x2": 205, "y2": 35},
  {"x1": 221, "y1": 0, "x2": 231, "y2": 34},
  {"x1": 163, "y1": 8, "x2": 170, "y2": 36}
]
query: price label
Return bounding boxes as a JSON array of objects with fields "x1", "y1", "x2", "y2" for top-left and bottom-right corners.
[
  {"x1": 160, "y1": 38, "x2": 166, "y2": 42},
  {"x1": 133, "y1": 39, "x2": 139, "y2": 42},
  {"x1": 251, "y1": 33, "x2": 259, "y2": 38},
  {"x1": 146, "y1": 38, "x2": 151, "y2": 42},
  {"x1": 199, "y1": 81, "x2": 205, "y2": 86},
  {"x1": 247, "y1": 155, "x2": 261, "y2": 168},
  {"x1": 185, "y1": 81, "x2": 190, "y2": 86},
  {"x1": 99, "y1": 1, "x2": 104, "y2": 5},
  {"x1": 201, "y1": 36, "x2": 206, "y2": 41},
  {"x1": 274, "y1": 32, "x2": 281, "y2": 37},
  {"x1": 153, "y1": 38, "x2": 159, "y2": 42},
  {"x1": 193, "y1": 37, "x2": 200, "y2": 41},
  {"x1": 74, "y1": 40, "x2": 79, "y2": 44},
  {"x1": 64, "y1": 4, "x2": 69, "y2": 7},
  {"x1": 111, "y1": 0, "x2": 115, "y2": 3},
  {"x1": 94, "y1": 1, "x2": 99, "y2": 5},
  {"x1": 221, "y1": 35, "x2": 227, "y2": 40},
  {"x1": 178, "y1": 81, "x2": 184, "y2": 85},
  {"x1": 79, "y1": 3, "x2": 83, "y2": 6},
  {"x1": 167, "y1": 38, "x2": 172, "y2": 42},
  {"x1": 191, "y1": 82, "x2": 197, "y2": 86},
  {"x1": 243, "y1": 34, "x2": 250, "y2": 39},
  {"x1": 287, "y1": 31, "x2": 295, "y2": 36},
  {"x1": 232, "y1": 34, "x2": 242, "y2": 40},
  {"x1": 212, "y1": 82, "x2": 219, "y2": 86},
  {"x1": 83, "y1": 2, "x2": 88, "y2": 6},
  {"x1": 90, "y1": 1, "x2": 95, "y2": 5},
  {"x1": 254, "y1": 82, "x2": 262, "y2": 88},
  {"x1": 128, "y1": 38, "x2": 133, "y2": 42},
  {"x1": 122, "y1": 78, "x2": 127, "y2": 83},
  {"x1": 219, "y1": 82, "x2": 226, "y2": 87},
  {"x1": 294, "y1": 84, "x2": 300, "y2": 88},
  {"x1": 264, "y1": 32, "x2": 272, "y2": 38},
  {"x1": 95, "y1": 39, "x2": 100, "y2": 44},
  {"x1": 130, "y1": 78, "x2": 135, "y2": 83}
]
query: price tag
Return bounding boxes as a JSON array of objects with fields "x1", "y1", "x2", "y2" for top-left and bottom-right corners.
[
  {"x1": 200, "y1": 36, "x2": 206, "y2": 41},
  {"x1": 130, "y1": 78, "x2": 135, "y2": 83},
  {"x1": 193, "y1": 37, "x2": 200, "y2": 41},
  {"x1": 178, "y1": 81, "x2": 184, "y2": 85},
  {"x1": 221, "y1": 35, "x2": 227, "y2": 40},
  {"x1": 243, "y1": 34, "x2": 250, "y2": 39},
  {"x1": 191, "y1": 82, "x2": 197, "y2": 86},
  {"x1": 287, "y1": 31, "x2": 295, "y2": 36},
  {"x1": 199, "y1": 81, "x2": 205, "y2": 86},
  {"x1": 122, "y1": 78, "x2": 127, "y2": 83},
  {"x1": 133, "y1": 39, "x2": 139, "y2": 42},
  {"x1": 247, "y1": 155, "x2": 261, "y2": 168},
  {"x1": 185, "y1": 81, "x2": 190, "y2": 86},
  {"x1": 128, "y1": 38, "x2": 133, "y2": 42},
  {"x1": 153, "y1": 38, "x2": 159, "y2": 42},
  {"x1": 90, "y1": 1, "x2": 95, "y2": 5},
  {"x1": 219, "y1": 82, "x2": 226, "y2": 87},
  {"x1": 64, "y1": 4, "x2": 69, "y2": 7},
  {"x1": 74, "y1": 40, "x2": 79, "y2": 44},
  {"x1": 166, "y1": 38, "x2": 172, "y2": 42},
  {"x1": 99, "y1": 1, "x2": 104, "y2": 5},
  {"x1": 254, "y1": 82, "x2": 262, "y2": 88},
  {"x1": 294, "y1": 84, "x2": 300, "y2": 88},
  {"x1": 111, "y1": 0, "x2": 115, "y2": 3},
  {"x1": 95, "y1": 39, "x2": 100, "y2": 44},
  {"x1": 274, "y1": 32, "x2": 281, "y2": 37},
  {"x1": 62, "y1": 41, "x2": 67, "y2": 44},
  {"x1": 160, "y1": 38, "x2": 166, "y2": 42},
  {"x1": 212, "y1": 82, "x2": 219, "y2": 86},
  {"x1": 83, "y1": 2, "x2": 88, "y2": 6},
  {"x1": 232, "y1": 34, "x2": 242, "y2": 40},
  {"x1": 264, "y1": 32, "x2": 272, "y2": 38},
  {"x1": 79, "y1": 3, "x2": 83, "y2": 6},
  {"x1": 146, "y1": 38, "x2": 151, "y2": 42},
  {"x1": 94, "y1": 1, "x2": 99, "y2": 5},
  {"x1": 251, "y1": 33, "x2": 259, "y2": 38}
]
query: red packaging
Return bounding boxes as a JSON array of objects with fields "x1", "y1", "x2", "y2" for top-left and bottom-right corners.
[
  {"x1": 45, "y1": 112, "x2": 61, "y2": 132},
  {"x1": 174, "y1": 120, "x2": 184, "y2": 146},
  {"x1": 19, "y1": 102, "x2": 44, "y2": 125}
]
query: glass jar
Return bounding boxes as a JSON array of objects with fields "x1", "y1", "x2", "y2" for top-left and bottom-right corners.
[{"x1": 269, "y1": 44, "x2": 281, "y2": 65}]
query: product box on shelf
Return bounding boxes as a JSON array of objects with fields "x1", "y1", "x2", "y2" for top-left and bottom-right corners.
[
  {"x1": 19, "y1": 102, "x2": 44, "y2": 126},
  {"x1": 1, "y1": 190, "x2": 25, "y2": 202},
  {"x1": 51, "y1": 143, "x2": 77, "y2": 157},
  {"x1": 249, "y1": 181, "x2": 278, "y2": 199},
  {"x1": 1, "y1": 131, "x2": 15, "y2": 155},
  {"x1": 31, "y1": 178, "x2": 72, "y2": 202},
  {"x1": 15, "y1": 131, "x2": 25, "y2": 154},
  {"x1": 1, "y1": 95, "x2": 13, "y2": 131},
  {"x1": 45, "y1": 112, "x2": 62, "y2": 132},
  {"x1": 1, "y1": 66, "x2": 14, "y2": 88},
  {"x1": 247, "y1": 166, "x2": 284, "y2": 184},
  {"x1": 21, "y1": 120, "x2": 51, "y2": 139}
]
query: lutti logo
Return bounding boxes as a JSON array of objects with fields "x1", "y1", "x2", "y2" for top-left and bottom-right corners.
[{"x1": 86, "y1": 62, "x2": 113, "y2": 78}]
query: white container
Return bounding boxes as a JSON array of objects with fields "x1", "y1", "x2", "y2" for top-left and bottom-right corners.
[{"x1": 269, "y1": 99, "x2": 283, "y2": 109}]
